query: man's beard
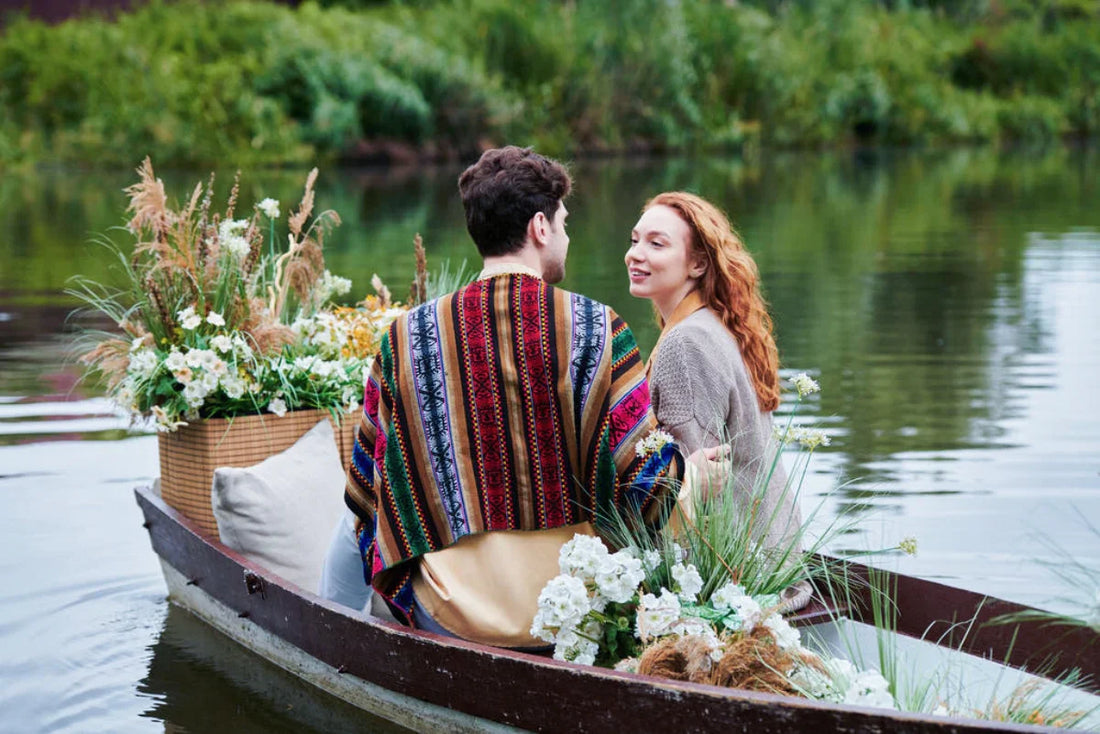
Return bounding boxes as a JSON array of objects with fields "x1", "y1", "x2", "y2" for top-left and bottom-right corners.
[{"x1": 542, "y1": 260, "x2": 565, "y2": 284}]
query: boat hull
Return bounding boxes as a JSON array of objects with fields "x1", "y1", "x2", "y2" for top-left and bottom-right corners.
[{"x1": 135, "y1": 485, "x2": 1092, "y2": 733}]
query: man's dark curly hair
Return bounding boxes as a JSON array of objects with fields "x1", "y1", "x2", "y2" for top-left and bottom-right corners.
[{"x1": 458, "y1": 146, "x2": 572, "y2": 258}]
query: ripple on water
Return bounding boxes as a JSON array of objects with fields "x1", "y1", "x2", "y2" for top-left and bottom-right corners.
[{"x1": 0, "y1": 397, "x2": 137, "y2": 446}]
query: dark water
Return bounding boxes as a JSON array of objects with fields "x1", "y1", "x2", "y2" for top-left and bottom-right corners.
[{"x1": 0, "y1": 148, "x2": 1097, "y2": 732}]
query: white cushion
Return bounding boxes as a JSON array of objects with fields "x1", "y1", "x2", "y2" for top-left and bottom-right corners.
[{"x1": 211, "y1": 418, "x2": 346, "y2": 592}]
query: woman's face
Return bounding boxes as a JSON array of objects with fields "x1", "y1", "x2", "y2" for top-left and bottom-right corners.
[{"x1": 626, "y1": 205, "x2": 703, "y2": 318}]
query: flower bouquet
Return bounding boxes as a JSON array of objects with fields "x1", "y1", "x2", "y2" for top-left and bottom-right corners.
[
  {"x1": 530, "y1": 533, "x2": 896, "y2": 707},
  {"x1": 529, "y1": 374, "x2": 903, "y2": 710},
  {"x1": 70, "y1": 158, "x2": 407, "y2": 534}
]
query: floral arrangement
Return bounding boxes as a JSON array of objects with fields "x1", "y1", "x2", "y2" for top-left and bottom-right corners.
[
  {"x1": 70, "y1": 158, "x2": 406, "y2": 431},
  {"x1": 528, "y1": 373, "x2": 913, "y2": 709},
  {"x1": 531, "y1": 533, "x2": 896, "y2": 709}
]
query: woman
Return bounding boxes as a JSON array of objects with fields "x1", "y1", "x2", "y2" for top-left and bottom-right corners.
[{"x1": 625, "y1": 191, "x2": 808, "y2": 610}]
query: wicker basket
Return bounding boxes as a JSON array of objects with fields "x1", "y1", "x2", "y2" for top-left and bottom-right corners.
[{"x1": 157, "y1": 408, "x2": 359, "y2": 538}]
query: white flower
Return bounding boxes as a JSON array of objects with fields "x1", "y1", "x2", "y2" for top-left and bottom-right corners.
[
  {"x1": 232, "y1": 335, "x2": 253, "y2": 358},
  {"x1": 795, "y1": 657, "x2": 895, "y2": 710},
  {"x1": 641, "y1": 549, "x2": 662, "y2": 573},
  {"x1": 671, "y1": 562, "x2": 704, "y2": 602},
  {"x1": 531, "y1": 574, "x2": 591, "y2": 642},
  {"x1": 593, "y1": 550, "x2": 645, "y2": 605},
  {"x1": 790, "y1": 660, "x2": 842, "y2": 701},
  {"x1": 789, "y1": 426, "x2": 831, "y2": 450},
  {"x1": 182, "y1": 382, "x2": 207, "y2": 408},
  {"x1": 127, "y1": 348, "x2": 160, "y2": 380},
  {"x1": 635, "y1": 428, "x2": 675, "y2": 458},
  {"x1": 381, "y1": 307, "x2": 406, "y2": 324},
  {"x1": 177, "y1": 306, "x2": 203, "y2": 331},
  {"x1": 317, "y1": 270, "x2": 353, "y2": 302},
  {"x1": 257, "y1": 197, "x2": 280, "y2": 219},
  {"x1": 341, "y1": 384, "x2": 363, "y2": 412},
  {"x1": 206, "y1": 311, "x2": 225, "y2": 327},
  {"x1": 220, "y1": 374, "x2": 246, "y2": 400},
  {"x1": 710, "y1": 583, "x2": 763, "y2": 632},
  {"x1": 763, "y1": 613, "x2": 802, "y2": 652},
  {"x1": 791, "y1": 372, "x2": 820, "y2": 398},
  {"x1": 151, "y1": 405, "x2": 187, "y2": 432},
  {"x1": 553, "y1": 625, "x2": 600, "y2": 666},
  {"x1": 843, "y1": 670, "x2": 896, "y2": 710},
  {"x1": 635, "y1": 588, "x2": 682, "y2": 642},
  {"x1": 710, "y1": 582, "x2": 747, "y2": 609},
  {"x1": 267, "y1": 397, "x2": 287, "y2": 417},
  {"x1": 670, "y1": 542, "x2": 687, "y2": 563},
  {"x1": 223, "y1": 235, "x2": 250, "y2": 260},
  {"x1": 164, "y1": 349, "x2": 187, "y2": 373},
  {"x1": 185, "y1": 349, "x2": 219, "y2": 371},
  {"x1": 130, "y1": 336, "x2": 146, "y2": 352},
  {"x1": 559, "y1": 534, "x2": 610, "y2": 579},
  {"x1": 218, "y1": 218, "x2": 248, "y2": 239},
  {"x1": 310, "y1": 359, "x2": 335, "y2": 378},
  {"x1": 211, "y1": 335, "x2": 233, "y2": 353},
  {"x1": 114, "y1": 382, "x2": 136, "y2": 412}
]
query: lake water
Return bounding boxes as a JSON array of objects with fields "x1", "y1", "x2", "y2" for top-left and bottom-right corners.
[{"x1": 0, "y1": 148, "x2": 1097, "y2": 732}]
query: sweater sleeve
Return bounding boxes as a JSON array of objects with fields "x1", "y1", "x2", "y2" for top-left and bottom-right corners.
[{"x1": 650, "y1": 325, "x2": 732, "y2": 454}]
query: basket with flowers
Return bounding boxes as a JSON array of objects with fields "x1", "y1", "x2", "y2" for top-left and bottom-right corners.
[{"x1": 70, "y1": 158, "x2": 406, "y2": 534}]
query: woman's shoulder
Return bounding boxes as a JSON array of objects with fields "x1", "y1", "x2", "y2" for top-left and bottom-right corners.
[{"x1": 660, "y1": 308, "x2": 739, "y2": 360}]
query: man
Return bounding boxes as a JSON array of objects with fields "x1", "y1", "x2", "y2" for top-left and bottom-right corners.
[{"x1": 333, "y1": 146, "x2": 690, "y2": 648}]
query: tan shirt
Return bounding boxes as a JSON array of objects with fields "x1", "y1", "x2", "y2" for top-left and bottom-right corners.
[
  {"x1": 410, "y1": 477, "x2": 701, "y2": 648},
  {"x1": 411, "y1": 522, "x2": 594, "y2": 648}
]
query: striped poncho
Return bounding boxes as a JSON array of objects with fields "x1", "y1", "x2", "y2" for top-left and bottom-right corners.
[{"x1": 344, "y1": 273, "x2": 682, "y2": 620}]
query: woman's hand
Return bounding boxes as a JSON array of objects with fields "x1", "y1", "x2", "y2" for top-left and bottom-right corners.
[{"x1": 686, "y1": 443, "x2": 731, "y2": 500}]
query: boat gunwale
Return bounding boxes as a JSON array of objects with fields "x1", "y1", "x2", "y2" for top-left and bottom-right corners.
[{"x1": 135, "y1": 484, "x2": 1095, "y2": 733}]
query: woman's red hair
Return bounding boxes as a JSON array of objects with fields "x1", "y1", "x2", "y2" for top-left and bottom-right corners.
[{"x1": 646, "y1": 192, "x2": 780, "y2": 412}]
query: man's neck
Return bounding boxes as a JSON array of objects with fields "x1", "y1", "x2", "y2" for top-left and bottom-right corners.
[{"x1": 480, "y1": 251, "x2": 543, "y2": 279}]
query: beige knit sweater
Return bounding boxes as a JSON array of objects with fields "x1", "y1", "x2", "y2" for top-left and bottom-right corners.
[{"x1": 649, "y1": 307, "x2": 802, "y2": 552}]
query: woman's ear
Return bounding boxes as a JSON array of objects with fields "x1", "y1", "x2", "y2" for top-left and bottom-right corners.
[{"x1": 689, "y1": 255, "x2": 707, "y2": 279}]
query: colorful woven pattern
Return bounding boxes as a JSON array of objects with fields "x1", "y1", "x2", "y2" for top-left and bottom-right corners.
[{"x1": 344, "y1": 274, "x2": 682, "y2": 620}]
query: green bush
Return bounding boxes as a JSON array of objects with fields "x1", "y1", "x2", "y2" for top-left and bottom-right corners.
[
  {"x1": 0, "y1": 0, "x2": 1096, "y2": 167},
  {"x1": 995, "y1": 94, "x2": 1068, "y2": 143}
]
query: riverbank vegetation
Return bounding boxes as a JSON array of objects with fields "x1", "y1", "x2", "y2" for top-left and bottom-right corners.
[{"x1": 1, "y1": 0, "x2": 1097, "y2": 167}]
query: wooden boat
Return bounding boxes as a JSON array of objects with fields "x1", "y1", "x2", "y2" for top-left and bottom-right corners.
[{"x1": 135, "y1": 484, "x2": 1100, "y2": 733}]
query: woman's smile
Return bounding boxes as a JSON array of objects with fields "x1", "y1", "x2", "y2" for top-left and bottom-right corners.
[{"x1": 626, "y1": 204, "x2": 700, "y2": 319}]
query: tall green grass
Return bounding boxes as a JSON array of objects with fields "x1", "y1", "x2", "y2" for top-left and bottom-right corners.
[{"x1": 811, "y1": 562, "x2": 1098, "y2": 727}]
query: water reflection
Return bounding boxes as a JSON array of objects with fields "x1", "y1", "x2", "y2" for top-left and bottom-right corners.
[
  {"x1": 139, "y1": 607, "x2": 405, "y2": 734},
  {"x1": 0, "y1": 147, "x2": 1096, "y2": 717}
]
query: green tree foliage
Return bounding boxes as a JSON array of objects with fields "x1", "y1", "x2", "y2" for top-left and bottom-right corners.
[{"x1": 0, "y1": 0, "x2": 1097, "y2": 167}]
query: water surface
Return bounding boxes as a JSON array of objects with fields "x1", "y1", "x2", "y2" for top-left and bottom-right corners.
[{"x1": 0, "y1": 147, "x2": 1097, "y2": 732}]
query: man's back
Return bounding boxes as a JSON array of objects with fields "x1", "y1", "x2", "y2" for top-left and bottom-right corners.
[{"x1": 345, "y1": 271, "x2": 681, "y2": 623}]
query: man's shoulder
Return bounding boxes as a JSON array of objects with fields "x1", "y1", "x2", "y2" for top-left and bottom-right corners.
[{"x1": 544, "y1": 284, "x2": 617, "y2": 319}]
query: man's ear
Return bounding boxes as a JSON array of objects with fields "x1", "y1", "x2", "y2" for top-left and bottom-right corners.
[{"x1": 529, "y1": 211, "x2": 550, "y2": 248}]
